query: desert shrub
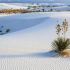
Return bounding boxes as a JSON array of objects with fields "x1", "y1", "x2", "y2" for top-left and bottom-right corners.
[
  {"x1": 0, "y1": 25, "x2": 10, "y2": 35},
  {"x1": 52, "y1": 37, "x2": 70, "y2": 54},
  {"x1": 6, "y1": 29, "x2": 10, "y2": 33},
  {"x1": 52, "y1": 19, "x2": 70, "y2": 57}
]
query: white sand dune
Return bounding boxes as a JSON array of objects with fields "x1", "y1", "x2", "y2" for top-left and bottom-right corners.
[
  {"x1": 0, "y1": 12, "x2": 70, "y2": 54},
  {"x1": 0, "y1": 3, "x2": 27, "y2": 9},
  {"x1": 0, "y1": 12, "x2": 70, "y2": 70}
]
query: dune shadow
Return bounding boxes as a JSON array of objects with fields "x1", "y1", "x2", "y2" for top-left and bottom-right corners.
[
  {"x1": 0, "y1": 50, "x2": 59, "y2": 58},
  {"x1": 0, "y1": 16, "x2": 48, "y2": 35},
  {"x1": 28, "y1": 50, "x2": 58, "y2": 58}
]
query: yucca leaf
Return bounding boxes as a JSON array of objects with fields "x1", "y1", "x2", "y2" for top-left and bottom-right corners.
[{"x1": 52, "y1": 37, "x2": 70, "y2": 53}]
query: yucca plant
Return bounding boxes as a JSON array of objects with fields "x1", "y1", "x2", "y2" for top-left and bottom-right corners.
[
  {"x1": 52, "y1": 38, "x2": 70, "y2": 54},
  {"x1": 62, "y1": 19, "x2": 68, "y2": 41},
  {"x1": 52, "y1": 19, "x2": 70, "y2": 56}
]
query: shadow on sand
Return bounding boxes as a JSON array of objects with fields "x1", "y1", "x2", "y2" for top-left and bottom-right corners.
[
  {"x1": 0, "y1": 16, "x2": 48, "y2": 35},
  {"x1": 29, "y1": 50, "x2": 58, "y2": 58},
  {"x1": 0, "y1": 50, "x2": 58, "y2": 58}
]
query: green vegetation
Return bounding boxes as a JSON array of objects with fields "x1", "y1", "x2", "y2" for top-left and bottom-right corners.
[
  {"x1": 52, "y1": 19, "x2": 70, "y2": 56},
  {"x1": 52, "y1": 37, "x2": 70, "y2": 54}
]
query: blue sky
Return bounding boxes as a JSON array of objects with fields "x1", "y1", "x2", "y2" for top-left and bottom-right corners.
[{"x1": 0, "y1": 0, "x2": 69, "y2": 3}]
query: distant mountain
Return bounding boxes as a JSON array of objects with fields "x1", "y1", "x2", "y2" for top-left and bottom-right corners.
[{"x1": 0, "y1": 0, "x2": 69, "y2": 3}]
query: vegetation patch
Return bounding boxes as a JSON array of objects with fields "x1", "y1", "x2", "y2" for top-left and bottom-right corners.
[{"x1": 52, "y1": 19, "x2": 70, "y2": 57}]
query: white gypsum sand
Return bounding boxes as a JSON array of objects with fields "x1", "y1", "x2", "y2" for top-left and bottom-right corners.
[
  {"x1": 0, "y1": 12, "x2": 70, "y2": 70},
  {"x1": 0, "y1": 12, "x2": 70, "y2": 54}
]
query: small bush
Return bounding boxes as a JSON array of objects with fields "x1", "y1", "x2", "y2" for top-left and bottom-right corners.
[
  {"x1": 52, "y1": 37, "x2": 70, "y2": 54},
  {"x1": 6, "y1": 29, "x2": 10, "y2": 33},
  {"x1": 0, "y1": 25, "x2": 10, "y2": 35},
  {"x1": 52, "y1": 19, "x2": 70, "y2": 57}
]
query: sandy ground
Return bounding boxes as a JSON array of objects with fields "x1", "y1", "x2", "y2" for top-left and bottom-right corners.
[
  {"x1": 0, "y1": 12, "x2": 70, "y2": 70},
  {"x1": 0, "y1": 56, "x2": 70, "y2": 70}
]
